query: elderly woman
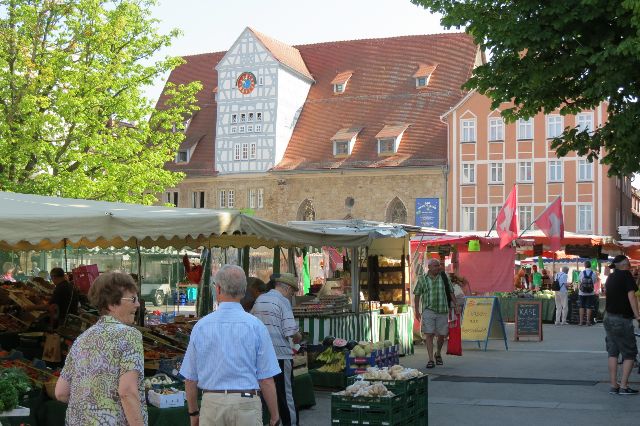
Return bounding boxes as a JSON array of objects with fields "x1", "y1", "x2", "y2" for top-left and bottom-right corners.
[
  {"x1": 55, "y1": 272, "x2": 147, "y2": 426},
  {"x1": 2, "y1": 262, "x2": 16, "y2": 282}
]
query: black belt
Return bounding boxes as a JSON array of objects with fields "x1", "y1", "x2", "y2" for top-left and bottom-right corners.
[{"x1": 203, "y1": 389, "x2": 260, "y2": 396}]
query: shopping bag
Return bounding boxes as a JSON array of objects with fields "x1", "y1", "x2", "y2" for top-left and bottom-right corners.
[
  {"x1": 446, "y1": 313, "x2": 462, "y2": 356},
  {"x1": 42, "y1": 332, "x2": 62, "y2": 363}
]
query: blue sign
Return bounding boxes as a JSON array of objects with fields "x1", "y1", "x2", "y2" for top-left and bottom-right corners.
[{"x1": 415, "y1": 198, "x2": 440, "y2": 228}]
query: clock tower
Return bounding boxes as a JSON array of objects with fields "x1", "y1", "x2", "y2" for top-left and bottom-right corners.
[{"x1": 214, "y1": 27, "x2": 313, "y2": 174}]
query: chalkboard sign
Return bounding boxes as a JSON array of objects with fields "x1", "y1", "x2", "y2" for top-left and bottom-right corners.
[{"x1": 515, "y1": 301, "x2": 543, "y2": 341}]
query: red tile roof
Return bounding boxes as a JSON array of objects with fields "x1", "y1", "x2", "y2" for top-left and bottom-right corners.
[
  {"x1": 330, "y1": 71, "x2": 354, "y2": 85},
  {"x1": 331, "y1": 127, "x2": 362, "y2": 141},
  {"x1": 249, "y1": 27, "x2": 313, "y2": 81},
  {"x1": 158, "y1": 32, "x2": 479, "y2": 175},
  {"x1": 375, "y1": 124, "x2": 410, "y2": 140}
]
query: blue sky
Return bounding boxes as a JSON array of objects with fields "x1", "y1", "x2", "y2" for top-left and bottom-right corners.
[{"x1": 147, "y1": 0, "x2": 449, "y2": 100}]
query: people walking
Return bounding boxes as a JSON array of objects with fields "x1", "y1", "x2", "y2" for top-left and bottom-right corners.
[
  {"x1": 603, "y1": 255, "x2": 640, "y2": 395},
  {"x1": 252, "y1": 273, "x2": 303, "y2": 426},
  {"x1": 577, "y1": 261, "x2": 597, "y2": 325},
  {"x1": 180, "y1": 265, "x2": 281, "y2": 426},
  {"x1": 414, "y1": 258, "x2": 457, "y2": 369},
  {"x1": 554, "y1": 266, "x2": 570, "y2": 325}
]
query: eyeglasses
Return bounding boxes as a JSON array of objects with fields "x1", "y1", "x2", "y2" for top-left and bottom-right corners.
[{"x1": 121, "y1": 296, "x2": 139, "y2": 304}]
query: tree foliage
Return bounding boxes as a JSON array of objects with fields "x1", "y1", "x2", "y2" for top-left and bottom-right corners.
[
  {"x1": 0, "y1": 0, "x2": 201, "y2": 203},
  {"x1": 412, "y1": 0, "x2": 640, "y2": 176}
]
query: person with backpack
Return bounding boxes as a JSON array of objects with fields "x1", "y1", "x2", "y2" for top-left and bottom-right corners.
[
  {"x1": 577, "y1": 261, "x2": 597, "y2": 326},
  {"x1": 553, "y1": 266, "x2": 570, "y2": 325}
]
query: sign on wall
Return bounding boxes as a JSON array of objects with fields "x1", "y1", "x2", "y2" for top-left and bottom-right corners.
[{"x1": 415, "y1": 198, "x2": 440, "y2": 228}]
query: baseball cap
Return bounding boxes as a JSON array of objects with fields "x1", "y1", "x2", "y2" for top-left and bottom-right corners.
[{"x1": 608, "y1": 254, "x2": 628, "y2": 269}]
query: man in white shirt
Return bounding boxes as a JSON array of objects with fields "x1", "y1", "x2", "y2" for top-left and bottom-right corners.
[{"x1": 554, "y1": 266, "x2": 569, "y2": 325}]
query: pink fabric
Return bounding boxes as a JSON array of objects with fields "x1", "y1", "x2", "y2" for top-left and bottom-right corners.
[
  {"x1": 496, "y1": 185, "x2": 519, "y2": 249},
  {"x1": 458, "y1": 245, "x2": 516, "y2": 293},
  {"x1": 536, "y1": 196, "x2": 564, "y2": 251}
]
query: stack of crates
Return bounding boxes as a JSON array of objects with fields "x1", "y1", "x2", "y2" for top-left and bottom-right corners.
[
  {"x1": 331, "y1": 392, "x2": 405, "y2": 425},
  {"x1": 335, "y1": 374, "x2": 428, "y2": 425}
]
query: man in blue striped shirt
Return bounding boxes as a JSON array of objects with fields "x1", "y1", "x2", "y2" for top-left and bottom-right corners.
[
  {"x1": 180, "y1": 265, "x2": 281, "y2": 426},
  {"x1": 252, "y1": 273, "x2": 302, "y2": 426}
]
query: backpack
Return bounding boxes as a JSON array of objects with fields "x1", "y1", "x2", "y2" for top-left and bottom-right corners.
[
  {"x1": 552, "y1": 273, "x2": 561, "y2": 291},
  {"x1": 580, "y1": 270, "x2": 594, "y2": 293}
]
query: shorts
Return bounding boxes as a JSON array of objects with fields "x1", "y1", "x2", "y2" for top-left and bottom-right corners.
[
  {"x1": 604, "y1": 314, "x2": 638, "y2": 360},
  {"x1": 421, "y1": 309, "x2": 449, "y2": 336},
  {"x1": 578, "y1": 295, "x2": 595, "y2": 310}
]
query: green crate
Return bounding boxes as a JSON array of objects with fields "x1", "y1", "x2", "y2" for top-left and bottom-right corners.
[
  {"x1": 331, "y1": 393, "x2": 405, "y2": 425},
  {"x1": 309, "y1": 368, "x2": 347, "y2": 390},
  {"x1": 405, "y1": 409, "x2": 427, "y2": 426},
  {"x1": 346, "y1": 375, "x2": 428, "y2": 398}
]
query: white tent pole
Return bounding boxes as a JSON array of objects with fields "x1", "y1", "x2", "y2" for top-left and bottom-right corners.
[{"x1": 351, "y1": 247, "x2": 359, "y2": 314}]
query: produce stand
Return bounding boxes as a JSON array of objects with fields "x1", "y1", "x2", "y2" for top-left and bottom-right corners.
[{"x1": 497, "y1": 296, "x2": 556, "y2": 323}]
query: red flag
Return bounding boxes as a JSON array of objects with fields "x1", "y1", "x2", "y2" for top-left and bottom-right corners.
[
  {"x1": 536, "y1": 196, "x2": 564, "y2": 251},
  {"x1": 496, "y1": 185, "x2": 519, "y2": 249}
]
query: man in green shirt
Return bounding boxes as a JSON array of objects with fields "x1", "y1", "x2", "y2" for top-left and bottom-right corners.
[
  {"x1": 414, "y1": 258, "x2": 456, "y2": 369},
  {"x1": 532, "y1": 265, "x2": 543, "y2": 290}
]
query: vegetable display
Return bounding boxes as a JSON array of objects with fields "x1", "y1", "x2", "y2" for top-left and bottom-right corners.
[
  {"x1": 339, "y1": 380, "x2": 394, "y2": 397},
  {"x1": 0, "y1": 378, "x2": 19, "y2": 412}
]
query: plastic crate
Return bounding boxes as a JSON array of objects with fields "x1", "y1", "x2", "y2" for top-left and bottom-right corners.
[
  {"x1": 331, "y1": 393, "x2": 405, "y2": 425},
  {"x1": 347, "y1": 375, "x2": 428, "y2": 405},
  {"x1": 309, "y1": 368, "x2": 347, "y2": 389},
  {"x1": 405, "y1": 409, "x2": 427, "y2": 426}
]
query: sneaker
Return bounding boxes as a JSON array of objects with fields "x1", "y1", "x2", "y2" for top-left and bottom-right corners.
[
  {"x1": 618, "y1": 387, "x2": 639, "y2": 395},
  {"x1": 555, "y1": 322, "x2": 561, "y2": 326},
  {"x1": 561, "y1": 322, "x2": 569, "y2": 325},
  {"x1": 609, "y1": 387, "x2": 620, "y2": 394}
]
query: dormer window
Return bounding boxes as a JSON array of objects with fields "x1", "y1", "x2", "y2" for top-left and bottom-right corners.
[
  {"x1": 176, "y1": 150, "x2": 188, "y2": 163},
  {"x1": 375, "y1": 124, "x2": 410, "y2": 156},
  {"x1": 331, "y1": 71, "x2": 353, "y2": 94},
  {"x1": 331, "y1": 127, "x2": 362, "y2": 157},
  {"x1": 413, "y1": 64, "x2": 437, "y2": 89}
]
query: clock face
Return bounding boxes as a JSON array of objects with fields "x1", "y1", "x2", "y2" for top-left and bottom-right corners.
[{"x1": 236, "y1": 72, "x2": 256, "y2": 95}]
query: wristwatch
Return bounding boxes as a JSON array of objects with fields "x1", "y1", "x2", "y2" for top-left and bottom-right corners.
[{"x1": 188, "y1": 410, "x2": 200, "y2": 417}]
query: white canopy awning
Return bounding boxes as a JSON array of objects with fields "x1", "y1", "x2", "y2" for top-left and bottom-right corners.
[{"x1": 0, "y1": 192, "x2": 406, "y2": 251}]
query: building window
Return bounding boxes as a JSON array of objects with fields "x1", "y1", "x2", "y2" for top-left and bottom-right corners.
[
  {"x1": 578, "y1": 158, "x2": 593, "y2": 181},
  {"x1": 165, "y1": 191, "x2": 178, "y2": 207},
  {"x1": 256, "y1": 112, "x2": 262, "y2": 121},
  {"x1": 228, "y1": 190, "x2": 235, "y2": 208},
  {"x1": 334, "y1": 83, "x2": 344, "y2": 93},
  {"x1": 417, "y1": 77, "x2": 427, "y2": 87},
  {"x1": 378, "y1": 138, "x2": 396, "y2": 154},
  {"x1": 218, "y1": 190, "x2": 226, "y2": 208},
  {"x1": 546, "y1": 115, "x2": 563, "y2": 139},
  {"x1": 257, "y1": 188, "x2": 264, "y2": 209},
  {"x1": 247, "y1": 125, "x2": 253, "y2": 132},
  {"x1": 385, "y1": 197, "x2": 407, "y2": 223},
  {"x1": 518, "y1": 206, "x2": 533, "y2": 230},
  {"x1": 462, "y1": 163, "x2": 476, "y2": 184},
  {"x1": 231, "y1": 126, "x2": 237, "y2": 134},
  {"x1": 461, "y1": 207, "x2": 475, "y2": 231},
  {"x1": 488, "y1": 117, "x2": 504, "y2": 141},
  {"x1": 334, "y1": 140, "x2": 349, "y2": 155},
  {"x1": 192, "y1": 191, "x2": 205, "y2": 209},
  {"x1": 176, "y1": 150, "x2": 188, "y2": 163},
  {"x1": 489, "y1": 206, "x2": 501, "y2": 229},
  {"x1": 248, "y1": 189, "x2": 256, "y2": 209},
  {"x1": 548, "y1": 160, "x2": 563, "y2": 182},
  {"x1": 518, "y1": 161, "x2": 533, "y2": 182},
  {"x1": 460, "y1": 119, "x2": 476, "y2": 143},
  {"x1": 297, "y1": 199, "x2": 316, "y2": 221},
  {"x1": 248, "y1": 112, "x2": 254, "y2": 122},
  {"x1": 255, "y1": 124, "x2": 262, "y2": 132},
  {"x1": 489, "y1": 162, "x2": 503, "y2": 184},
  {"x1": 239, "y1": 125, "x2": 245, "y2": 133},
  {"x1": 578, "y1": 204, "x2": 593, "y2": 232},
  {"x1": 250, "y1": 143, "x2": 257, "y2": 159},
  {"x1": 231, "y1": 114, "x2": 238, "y2": 124},
  {"x1": 242, "y1": 143, "x2": 249, "y2": 160},
  {"x1": 576, "y1": 112, "x2": 593, "y2": 133},
  {"x1": 240, "y1": 113, "x2": 246, "y2": 123},
  {"x1": 517, "y1": 118, "x2": 534, "y2": 140},
  {"x1": 234, "y1": 144, "x2": 241, "y2": 161}
]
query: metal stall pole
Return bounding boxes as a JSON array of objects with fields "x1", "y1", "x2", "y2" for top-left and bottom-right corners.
[
  {"x1": 350, "y1": 247, "x2": 360, "y2": 314},
  {"x1": 135, "y1": 239, "x2": 145, "y2": 326}
]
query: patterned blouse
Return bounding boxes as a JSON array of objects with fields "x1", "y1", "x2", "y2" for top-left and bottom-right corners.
[{"x1": 61, "y1": 315, "x2": 148, "y2": 425}]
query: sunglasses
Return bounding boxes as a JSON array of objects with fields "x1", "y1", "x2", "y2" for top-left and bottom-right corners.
[{"x1": 121, "y1": 296, "x2": 139, "y2": 304}]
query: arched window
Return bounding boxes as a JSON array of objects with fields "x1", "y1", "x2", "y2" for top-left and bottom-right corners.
[
  {"x1": 386, "y1": 197, "x2": 407, "y2": 223},
  {"x1": 297, "y1": 199, "x2": 316, "y2": 221}
]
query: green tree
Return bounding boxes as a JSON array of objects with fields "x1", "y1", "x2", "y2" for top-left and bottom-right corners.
[
  {"x1": 0, "y1": 0, "x2": 201, "y2": 203},
  {"x1": 412, "y1": 0, "x2": 640, "y2": 176}
]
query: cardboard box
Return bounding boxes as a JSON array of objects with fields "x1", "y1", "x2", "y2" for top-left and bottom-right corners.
[{"x1": 147, "y1": 388, "x2": 185, "y2": 408}]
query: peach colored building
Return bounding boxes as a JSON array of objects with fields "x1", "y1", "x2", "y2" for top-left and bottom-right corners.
[{"x1": 442, "y1": 91, "x2": 632, "y2": 237}]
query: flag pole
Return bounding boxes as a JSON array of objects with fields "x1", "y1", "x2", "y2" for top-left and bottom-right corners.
[
  {"x1": 488, "y1": 184, "x2": 517, "y2": 237},
  {"x1": 519, "y1": 195, "x2": 562, "y2": 238}
]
